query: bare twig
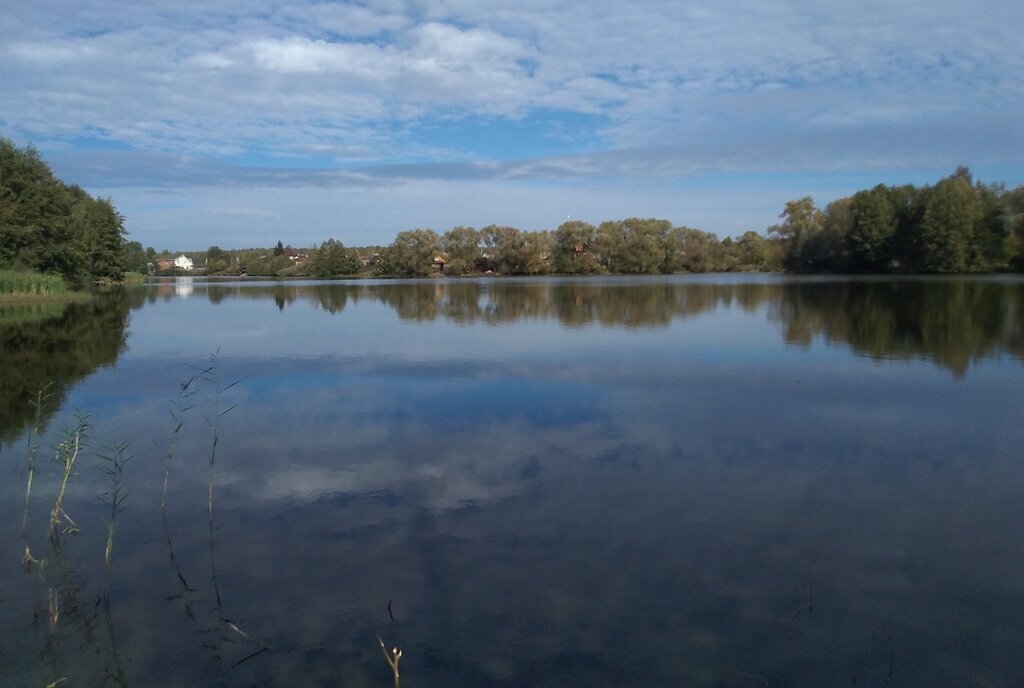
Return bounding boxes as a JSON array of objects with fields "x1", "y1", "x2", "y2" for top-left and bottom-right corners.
[{"x1": 377, "y1": 634, "x2": 402, "y2": 688}]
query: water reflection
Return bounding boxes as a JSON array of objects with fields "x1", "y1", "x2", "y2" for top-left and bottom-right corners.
[
  {"x1": 2, "y1": 277, "x2": 1022, "y2": 687},
  {"x1": 0, "y1": 292, "x2": 131, "y2": 444},
  {"x1": 189, "y1": 278, "x2": 1024, "y2": 374},
  {"x1": 1, "y1": 279, "x2": 1021, "y2": 444}
]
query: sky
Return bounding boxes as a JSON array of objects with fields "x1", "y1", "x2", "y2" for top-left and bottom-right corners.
[{"x1": 1, "y1": 0, "x2": 1022, "y2": 250}]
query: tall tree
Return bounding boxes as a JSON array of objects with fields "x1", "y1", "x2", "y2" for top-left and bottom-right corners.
[
  {"x1": 308, "y1": 238, "x2": 360, "y2": 277},
  {"x1": 379, "y1": 229, "x2": 440, "y2": 277},
  {"x1": 552, "y1": 220, "x2": 600, "y2": 274},
  {"x1": 919, "y1": 169, "x2": 980, "y2": 273},
  {"x1": 768, "y1": 197, "x2": 825, "y2": 272},
  {"x1": 1, "y1": 137, "x2": 131, "y2": 284},
  {"x1": 440, "y1": 226, "x2": 481, "y2": 275},
  {"x1": 849, "y1": 184, "x2": 896, "y2": 272}
]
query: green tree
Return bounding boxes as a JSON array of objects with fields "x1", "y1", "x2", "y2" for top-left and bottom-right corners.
[
  {"x1": 0, "y1": 137, "x2": 131, "y2": 284},
  {"x1": 379, "y1": 229, "x2": 440, "y2": 277},
  {"x1": 440, "y1": 226, "x2": 481, "y2": 275},
  {"x1": 520, "y1": 230, "x2": 553, "y2": 275},
  {"x1": 1004, "y1": 185, "x2": 1024, "y2": 271},
  {"x1": 769, "y1": 197, "x2": 826, "y2": 272},
  {"x1": 552, "y1": 220, "x2": 600, "y2": 274},
  {"x1": 849, "y1": 184, "x2": 897, "y2": 272},
  {"x1": 614, "y1": 218, "x2": 671, "y2": 274},
  {"x1": 669, "y1": 227, "x2": 721, "y2": 272},
  {"x1": 919, "y1": 170, "x2": 980, "y2": 273},
  {"x1": 735, "y1": 231, "x2": 768, "y2": 270},
  {"x1": 73, "y1": 196, "x2": 127, "y2": 281},
  {"x1": 308, "y1": 239, "x2": 360, "y2": 277},
  {"x1": 274, "y1": 240, "x2": 285, "y2": 257},
  {"x1": 480, "y1": 225, "x2": 527, "y2": 274},
  {"x1": 123, "y1": 241, "x2": 148, "y2": 273},
  {"x1": 205, "y1": 245, "x2": 230, "y2": 272},
  {"x1": 972, "y1": 182, "x2": 1009, "y2": 271}
]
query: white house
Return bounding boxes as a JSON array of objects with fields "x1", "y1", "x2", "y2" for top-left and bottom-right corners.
[{"x1": 174, "y1": 254, "x2": 194, "y2": 270}]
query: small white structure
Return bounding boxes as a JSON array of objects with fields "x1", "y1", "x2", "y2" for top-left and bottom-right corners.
[{"x1": 174, "y1": 254, "x2": 194, "y2": 271}]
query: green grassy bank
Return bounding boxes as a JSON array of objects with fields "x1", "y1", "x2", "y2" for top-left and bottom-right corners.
[{"x1": 0, "y1": 270, "x2": 70, "y2": 297}]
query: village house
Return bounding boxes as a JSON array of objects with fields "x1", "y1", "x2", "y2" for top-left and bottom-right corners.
[{"x1": 154, "y1": 254, "x2": 194, "y2": 271}]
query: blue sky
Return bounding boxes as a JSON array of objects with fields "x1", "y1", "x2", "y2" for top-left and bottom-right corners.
[{"x1": 1, "y1": 0, "x2": 1021, "y2": 249}]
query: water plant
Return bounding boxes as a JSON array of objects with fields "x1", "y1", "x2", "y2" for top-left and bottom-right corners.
[
  {"x1": 97, "y1": 442, "x2": 131, "y2": 597},
  {"x1": 48, "y1": 413, "x2": 90, "y2": 539},
  {"x1": 21, "y1": 385, "x2": 52, "y2": 568},
  {"x1": 0, "y1": 270, "x2": 69, "y2": 297}
]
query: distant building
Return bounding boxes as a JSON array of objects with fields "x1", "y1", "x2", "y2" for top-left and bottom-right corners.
[
  {"x1": 282, "y1": 248, "x2": 308, "y2": 262},
  {"x1": 156, "y1": 255, "x2": 194, "y2": 271}
]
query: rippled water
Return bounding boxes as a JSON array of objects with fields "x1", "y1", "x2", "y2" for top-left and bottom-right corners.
[{"x1": 1, "y1": 275, "x2": 1022, "y2": 687}]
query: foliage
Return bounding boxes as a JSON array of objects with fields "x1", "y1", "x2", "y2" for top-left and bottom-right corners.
[
  {"x1": 1, "y1": 138, "x2": 129, "y2": 285},
  {"x1": 308, "y1": 239, "x2": 360, "y2": 277},
  {"x1": 123, "y1": 241, "x2": 149, "y2": 274},
  {"x1": 552, "y1": 220, "x2": 600, "y2": 274},
  {"x1": 378, "y1": 229, "x2": 440, "y2": 277},
  {"x1": 0, "y1": 270, "x2": 69, "y2": 296},
  {"x1": 237, "y1": 250, "x2": 291, "y2": 276},
  {"x1": 371, "y1": 218, "x2": 777, "y2": 277},
  {"x1": 205, "y1": 245, "x2": 230, "y2": 272},
  {"x1": 770, "y1": 169, "x2": 1022, "y2": 274},
  {"x1": 440, "y1": 226, "x2": 482, "y2": 275}
]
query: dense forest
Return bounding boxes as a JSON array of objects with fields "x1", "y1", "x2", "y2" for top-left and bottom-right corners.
[
  {"x1": 0, "y1": 138, "x2": 148, "y2": 286},
  {"x1": 770, "y1": 167, "x2": 1024, "y2": 274}
]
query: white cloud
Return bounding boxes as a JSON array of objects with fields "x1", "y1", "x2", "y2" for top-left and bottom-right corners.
[{"x1": 1, "y1": 0, "x2": 1021, "y2": 245}]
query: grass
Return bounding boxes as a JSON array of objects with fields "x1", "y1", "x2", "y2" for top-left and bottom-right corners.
[{"x1": 0, "y1": 270, "x2": 69, "y2": 296}]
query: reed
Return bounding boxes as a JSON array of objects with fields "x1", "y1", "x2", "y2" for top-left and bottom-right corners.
[
  {"x1": 0, "y1": 270, "x2": 69, "y2": 296},
  {"x1": 97, "y1": 442, "x2": 131, "y2": 598},
  {"x1": 48, "y1": 413, "x2": 90, "y2": 539},
  {"x1": 195, "y1": 349, "x2": 239, "y2": 609},
  {"x1": 22, "y1": 385, "x2": 53, "y2": 568}
]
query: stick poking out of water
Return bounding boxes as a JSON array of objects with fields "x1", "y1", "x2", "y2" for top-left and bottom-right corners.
[{"x1": 377, "y1": 634, "x2": 402, "y2": 688}]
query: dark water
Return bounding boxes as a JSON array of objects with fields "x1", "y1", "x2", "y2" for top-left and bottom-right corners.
[{"x1": 1, "y1": 275, "x2": 1022, "y2": 688}]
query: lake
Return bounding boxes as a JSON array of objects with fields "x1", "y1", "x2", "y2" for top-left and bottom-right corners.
[{"x1": 1, "y1": 274, "x2": 1022, "y2": 687}]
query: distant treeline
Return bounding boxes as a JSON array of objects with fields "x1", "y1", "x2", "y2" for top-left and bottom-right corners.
[
  {"x1": 771, "y1": 167, "x2": 1024, "y2": 273},
  {"x1": 0, "y1": 138, "x2": 149, "y2": 286},
  {"x1": 193, "y1": 168, "x2": 1022, "y2": 278},
  {"x1": 4, "y1": 138, "x2": 1020, "y2": 281},
  {"x1": 199, "y1": 223, "x2": 776, "y2": 278}
]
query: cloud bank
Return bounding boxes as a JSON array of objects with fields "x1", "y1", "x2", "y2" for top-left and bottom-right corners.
[{"x1": 1, "y1": 0, "x2": 1021, "y2": 246}]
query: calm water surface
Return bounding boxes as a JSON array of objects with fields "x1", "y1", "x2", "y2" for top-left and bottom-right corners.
[{"x1": 1, "y1": 275, "x2": 1022, "y2": 687}]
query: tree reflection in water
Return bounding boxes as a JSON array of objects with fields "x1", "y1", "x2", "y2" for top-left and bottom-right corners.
[{"x1": 191, "y1": 277, "x2": 1022, "y2": 376}]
